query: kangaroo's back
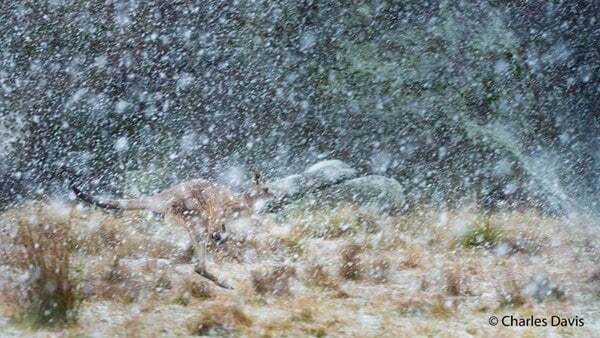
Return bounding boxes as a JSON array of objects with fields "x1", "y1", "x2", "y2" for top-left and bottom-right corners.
[
  {"x1": 71, "y1": 173, "x2": 272, "y2": 289},
  {"x1": 165, "y1": 179, "x2": 252, "y2": 223}
]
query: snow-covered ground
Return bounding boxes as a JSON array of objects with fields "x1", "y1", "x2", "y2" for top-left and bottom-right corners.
[{"x1": 0, "y1": 202, "x2": 598, "y2": 337}]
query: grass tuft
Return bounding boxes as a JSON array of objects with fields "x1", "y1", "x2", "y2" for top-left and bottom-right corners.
[
  {"x1": 12, "y1": 203, "x2": 81, "y2": 327},
  {"x1": 498, "y1": 279, "x2": 527, "y2": 308},
  {"x1": 252, "y1": 265, "x2": 297, "y2": 296},
  {"x1": 186, "y1": 303, "x2": 252, "y2": 336},
  {"x1": 460, "y1": 216, "x2": 503, "y2": 249},
  {"x1": 339, "y1": 244, "x2": 363, "y2": 280},
  {"x1": 445, "y1": 265, "x2": 467, "y2": 296}
]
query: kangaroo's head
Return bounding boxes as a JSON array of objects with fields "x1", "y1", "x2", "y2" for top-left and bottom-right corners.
[
  {"x1": 243, "y1": 171, "x2": 273, "y2": 210},
  {"x1": 206, "y1": 172, "x2": 271, "y2": 243}
]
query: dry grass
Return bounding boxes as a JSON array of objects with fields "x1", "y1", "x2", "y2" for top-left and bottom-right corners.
[
  {"x1": 186, "y1": 303, "x2": 252, "y2": 336},
  {"x1": 252, "y1": 265, "x2": 297, "y2": 296},
  {"x1": 445, "y1": 265, "x2": 466, "y2": 296},
  {"x1": 0, "y1": 201, "x2": 598, "y2": 336},
  {"x1": 173, "y1": 278, "x2": 213, "y2": 306},
  {"x1": 497, "y1": 279, "x2": 528, "y2": 308},
  {"x1": 400, "y1": 244, "x2": 423, "y2": 269},
  {"x1": 339, "y1": 243, "x2": 363, "y2": 280},
  {"x1": 1, "y1": 202, "x2": 81, "y2": 327},
  {"x1": 304, "y1": 264, "x2": 340, "y2": 290}
]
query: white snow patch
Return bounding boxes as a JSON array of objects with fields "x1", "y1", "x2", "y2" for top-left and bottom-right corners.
[
  {"x1": 370, "y1": 152, "x2": 391, "y2": 174},
  {"x1": 299, "y1": 31, "x2": 316, "y2": 51},
  {"x1": 494, "y1": 60, "x2": 509, "y2": 75},
  {"x1": 115, "y1": 99, "x2": 130, "y2": 113},
  {"x1": 176, "y1": 73, "x2": 194, "y2": 91},
  {"x1": 114, "y1": 136, "x2": 129, "y2": 152},
  {"x1": 219, "y1": 166, "x2": 246, "y2": 189}
]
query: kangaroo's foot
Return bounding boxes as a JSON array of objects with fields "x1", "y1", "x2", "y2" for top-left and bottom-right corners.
[{"x1": 194, "y1": 264, "x2": 233, "y2": 289}]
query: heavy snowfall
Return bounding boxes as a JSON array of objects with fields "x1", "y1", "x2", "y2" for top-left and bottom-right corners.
[{"x1": 0, "y1": 1, "x2": 598, "y2": 337}]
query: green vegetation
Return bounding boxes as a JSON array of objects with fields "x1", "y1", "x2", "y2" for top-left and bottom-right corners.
[{"x1": 460, "y1": 217, "x2": 503, "y2": 249}]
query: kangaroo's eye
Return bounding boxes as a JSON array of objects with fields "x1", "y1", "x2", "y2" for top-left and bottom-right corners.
[{"x1": 211, "y1": 232, "x2": 222, "y2": 242}]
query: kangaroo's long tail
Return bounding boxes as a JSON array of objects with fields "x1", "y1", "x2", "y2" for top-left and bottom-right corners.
[{"x1": 70, "y1": 185, "x2": 124, "y2": 211}]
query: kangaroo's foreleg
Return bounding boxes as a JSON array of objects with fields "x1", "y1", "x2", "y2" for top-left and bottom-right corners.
[
  {"x1": 179, "y1": 215, "x2": 207, "y2": 271},
  {"x1": 191, "y1": 226, "x2": 232, "y2": 289},
  {"x1": 170, "y1": 208, "x2": 232, "y2": 289}
]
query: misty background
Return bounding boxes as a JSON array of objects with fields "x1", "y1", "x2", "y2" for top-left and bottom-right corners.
[{"x1": 0, "y1": 1, "x2": 598, "y2": 215}]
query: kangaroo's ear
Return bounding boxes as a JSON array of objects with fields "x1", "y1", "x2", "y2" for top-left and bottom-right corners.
[{"x1": 253, "y1": 171, "x2": 261, "y2": 185}]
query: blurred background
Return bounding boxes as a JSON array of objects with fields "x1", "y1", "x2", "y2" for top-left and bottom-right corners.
[{"x1": 0, "y1": 1, "x2": 598, "y2": 214}]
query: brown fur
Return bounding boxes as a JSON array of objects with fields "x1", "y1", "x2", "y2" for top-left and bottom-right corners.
[{"x1": 71, "y1": 173, "x2": 272, "y2": 288}]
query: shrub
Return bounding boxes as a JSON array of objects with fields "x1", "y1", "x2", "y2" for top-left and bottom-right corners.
[{"x1": 13, "y1": 203, "x2": 81, "y2": 327}]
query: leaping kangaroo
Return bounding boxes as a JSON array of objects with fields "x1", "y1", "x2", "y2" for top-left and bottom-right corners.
[{"x1": 71, "y1": 173, "x2": 272, "y2": 289}]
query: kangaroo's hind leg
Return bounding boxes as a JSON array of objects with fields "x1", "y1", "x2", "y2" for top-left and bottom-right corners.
[
  {"x1": 190, "y1": 225, "x2": 232, "y2": 289},
  {"x1": 169, "y1": 204, "x2": 232, "y2": 289}
]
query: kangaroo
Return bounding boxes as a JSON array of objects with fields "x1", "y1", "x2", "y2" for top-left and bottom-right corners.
[{"x1": 71, "y1": 173, "x2": 272, "y2": 289}]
